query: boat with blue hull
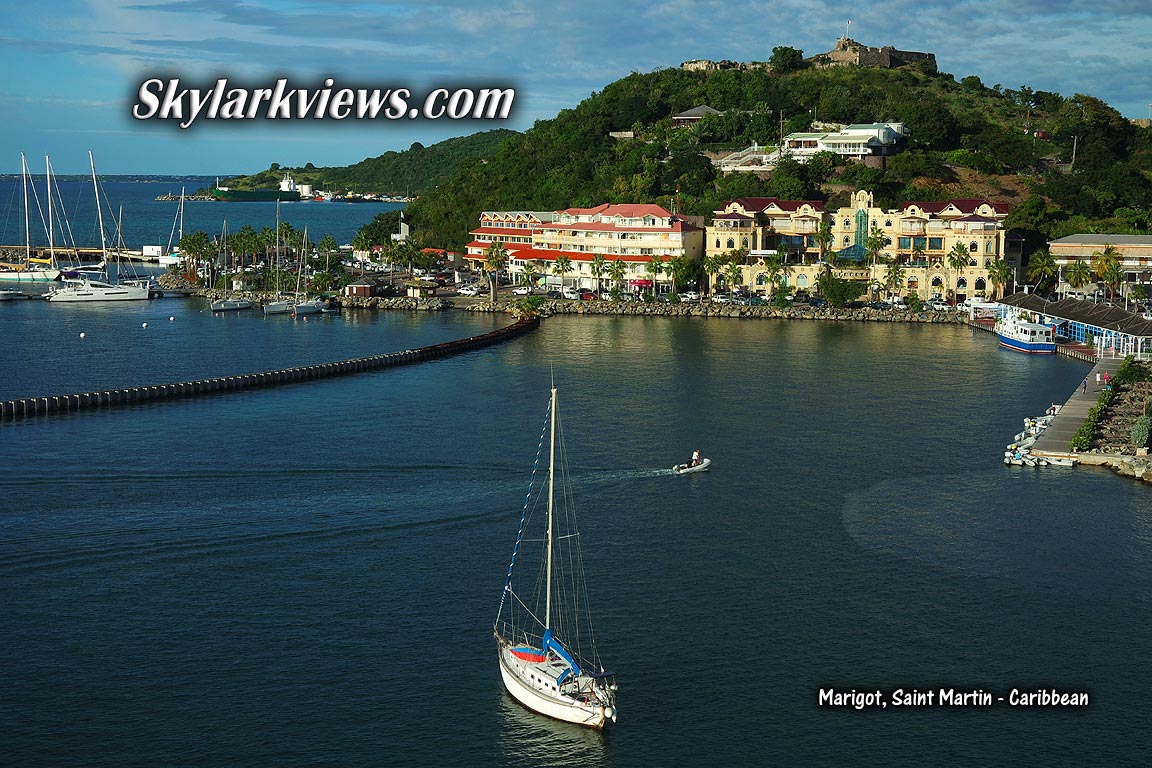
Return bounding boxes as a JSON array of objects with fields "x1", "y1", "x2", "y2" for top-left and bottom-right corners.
[{"x1": 996, "y1": 315, "x2": 1056, "y2": 354}]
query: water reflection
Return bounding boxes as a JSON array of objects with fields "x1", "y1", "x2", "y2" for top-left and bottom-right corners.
[{"x1": 496, "y1": 693, "x2": 614, "y2": 768}]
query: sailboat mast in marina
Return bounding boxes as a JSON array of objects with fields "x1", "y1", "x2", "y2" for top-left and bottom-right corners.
[
  {"x1": 0, "y1": 153, "x2": 60, "y2": 284},
  {"x1": 494, "y1": 386, "x2": 618, "y2": 728}
]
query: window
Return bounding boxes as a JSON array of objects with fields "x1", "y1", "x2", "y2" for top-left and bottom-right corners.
[
  {"x1": 929, "y1": 238, "x2": 943, "y2": 250},
  {"x1": 899, "y1": 237, "x2": 911, "y2": 249},
  {"x1": 969, "y1": 241, "x2": 978, "y2": 252},
  {"x1": 885, "y1": 219, "x2": 892, "y2": 227},
  {"x1": 727, "y1": 238, "x2": 735, "y2": 249}
]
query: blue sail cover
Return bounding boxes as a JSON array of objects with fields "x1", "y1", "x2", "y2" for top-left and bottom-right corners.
[{"x1": 542, "y1": 628, "x2": 582, "y2": 678}]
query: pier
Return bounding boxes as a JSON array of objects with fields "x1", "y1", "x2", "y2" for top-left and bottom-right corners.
[
  {"x1": 1028, "y1": 356, "x2": 1125, "y2": 459},
  {"x1": 0, "y1": 316, "x2": 539, "y2": 421}
]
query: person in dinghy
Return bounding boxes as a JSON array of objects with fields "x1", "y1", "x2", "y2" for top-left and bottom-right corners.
[{"x1": 674, "y1": 450, "x2": 709, "y2": 473}]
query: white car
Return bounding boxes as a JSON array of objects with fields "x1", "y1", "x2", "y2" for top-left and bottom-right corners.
[
  {"x1": 681, "y1": 290, "x2": 700, "y2": 301},
  {"x1": 928, "y1": 300, "x2": 950, "y2": 311},
  {"x1": 561, "y1": 287, "x2": 580, "y2": 300},
  {"x1": 512, "y1": 285, "x2": 533, "y2": 296},
  {"x1": 458, "y1": 284, "x2": 483, "y2": 296}
]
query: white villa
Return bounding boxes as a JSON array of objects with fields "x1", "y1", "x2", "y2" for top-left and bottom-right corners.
[{"x1": 718, "y1": 122, "x2": 909, "y2": 173}]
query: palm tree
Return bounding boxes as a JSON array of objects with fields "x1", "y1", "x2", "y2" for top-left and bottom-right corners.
[
  {"x1": 644, "y1": 256, "x2": 665, "y2": 299},
  {"x1": 483, "y1": 240, "x2": 509, "y2": 301},
  {"x1": 814, "y1": 220, "x2": 834, "y2": 263},
  {"x1": 947, "y1": 241, "x2": 970, "y2": 287},
  {"x1": 723, "y1": 261, "x2": 743, "y2": 297},
  {"x1": 317, "y1": 233, "x2": 339, "y2": 276},
  {"x1": 884, "y1": 260, "x2": 906, "y2": 299},
  {"x1": 865, "y1": 225, "x2": 887, "y2": 267},
  {"x1": 1065, "y1": 259, "x2": 1091, "y2": 297},
  {"x1": 1091, "y1": 244, "x2": 1121, "y2": 301},
  {"x1": 522, "y1": 262, "x2": 539, "y2": 292},
  {"x1": 608, "y1": 259, "x2": 627, "y2": 297},
  {"x1": 703, "y1": 253, "x2": 724, "y2": 297},
  {"x1": 760, "y1": 255, "x2": 782, "y2": 297},
  {"x1": 177, "y1": 231, "x2": 215, "y2": 285},
  {"x1": 590, "y1": 253, "x2": 607, "y2": 296},
  {"x1": 1026, "y1": 249, "x2": 1057, "y2": 294},
  {"x1": 553, "y1": 255, "x2": 573, "y2": 292},
  {"x1": 1101, "y1": 260, "x2": 1125, "y2": 305},
  {"x1": 985, "y1": 258, "x2": 1014, "y2": 300}
]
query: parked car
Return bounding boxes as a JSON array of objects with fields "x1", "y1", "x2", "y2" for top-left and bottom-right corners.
[
  {"x1": 458, "y1": 284, "x2": 483, "y2": 296},
  {"x1": 546, "y1": 289, "x2": 562, "y2": 299},
  {"x1": 561, "y1": 287, "x2": 580, "y2": 300},
  {"x1": 928, "y1": 299, "x2": 950, "y2": 311},
  {"x1": 580, "y1": 290, "x2": 595, "y2": 300},
  {"x1": 512, "y1": 285, "x2": 533, "y2": 296},
  {"x1": 809, "y1": 296, "x2": 825, "y2": 307},
  {"x1": 681, "y1": 290, "x2": 701, "y2": 301}
]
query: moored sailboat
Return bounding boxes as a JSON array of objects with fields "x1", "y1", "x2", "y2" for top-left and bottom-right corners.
[
  {"x1": 494, "y1": 385, "x2": 618, "y2": 728},
  {"x1": 210, "y1": 221, "x2": 253, "y2": 311},
  {"x1": 0, "y1": 153, "x2": 61, "y2": 284}
]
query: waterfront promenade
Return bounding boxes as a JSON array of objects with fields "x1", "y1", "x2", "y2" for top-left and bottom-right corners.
[{"x1": 1030, "y1": 355, "x2": 1125, "y2": 457}]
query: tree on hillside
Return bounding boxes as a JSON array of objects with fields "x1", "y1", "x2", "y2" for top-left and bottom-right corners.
[{"x1": 769, "y1": 46, "x2": 805, "y2": 74}]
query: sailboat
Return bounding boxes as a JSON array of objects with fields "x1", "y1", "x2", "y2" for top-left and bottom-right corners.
[
  {"x1": 0, "y1": 153, "x2": 60, "y2": 284},
  {"x1": 210, "y1": 221, "x2": 253, "y2": 311},
  {"x1": 263, "y1": 201, "x2": 294, "y2": 314},
  {"x1": 157, "y1": 187, "x2": 185, "y2": 267},
  {"x1": 494, "y1": 385, "x2": 618, "y2": 728},
  {"x1": 291, "y1": 226, "x2": 325, "y2": 315},
  {"x1": 45, "y1": 152, "x2": 148, "y2": 302}
]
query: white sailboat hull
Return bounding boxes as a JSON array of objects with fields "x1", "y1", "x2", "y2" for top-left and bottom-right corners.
[
  {"x1": 263, "y1": 300, "x2": 294, "y2": 314},
  {"x1": 293, "y1": 299, "x2": 325, "y2": 315},
  {"x1": 211, "y1": 298, "x2": 253, "y2": 311},
  {"x1": 0, "y1": 269, "x2": 59, "y2": 283},
  {"x1": 497, "y1": 646, "x2": 610, "y2": 728},
  {"x1": 45, "y1": 279, "x2": 149, "y2": 302}
]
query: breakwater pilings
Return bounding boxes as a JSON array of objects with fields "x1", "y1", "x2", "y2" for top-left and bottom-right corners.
[{"x1": 1, "y1": 316, "x2": 539, "y2": 422}]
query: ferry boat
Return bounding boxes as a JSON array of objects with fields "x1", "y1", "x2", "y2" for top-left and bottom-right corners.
[{"x1": 995, "y1": 314, "x2": 1057, "y2": 354}]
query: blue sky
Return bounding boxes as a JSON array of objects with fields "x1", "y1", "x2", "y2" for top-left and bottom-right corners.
[{"x1": 3, "y1": 0, "x2": 1150, "y2": 175}]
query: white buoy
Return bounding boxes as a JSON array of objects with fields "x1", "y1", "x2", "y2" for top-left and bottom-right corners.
[
  {"x1": 169, "y1": 316, "x2": 175, "y2": 321},
  {"x1": 79, "y1": 332, "x2": 85, "y2": 338},
  {"x1": 142, "y1": 322, "x2": 148, "y2": 328}
]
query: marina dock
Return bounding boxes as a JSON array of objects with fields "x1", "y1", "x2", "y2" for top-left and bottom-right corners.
[{"x1": 1029, "y1": 356, "x2": 1125, "y2": 458}]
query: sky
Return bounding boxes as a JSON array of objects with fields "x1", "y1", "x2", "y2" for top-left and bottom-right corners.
[{"x1": 3, "y1": 0, "x2": 1150, "y2": 175}]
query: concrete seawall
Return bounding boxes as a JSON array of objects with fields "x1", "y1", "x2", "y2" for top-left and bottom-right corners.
[{"x1": 1, "y1": 316, "x2": 539, "y2": 422}]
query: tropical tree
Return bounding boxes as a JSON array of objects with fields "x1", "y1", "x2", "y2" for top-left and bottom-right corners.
[
  {"x1": 590, "y1": 253, "x2": 607, "y2": 295},
  {"x1": 703, "y1": 253, "x2": 724, "y2": 297},
  {"x1": 1026, "y1": 249, "x2": 1058, "y2": 293},
  {"x1": 884, "y1": 260, "x2": 906, "y2": 299},
  {"x1": 553, "y1": 255, "x2": 573, "y2": 292},
  {"x1": 317, "y1": 234, "x2": 339, "y2": 273},
  {"x1": 1091, "y1": 244, "x2": 1122, "y2": 300},
  {"x1": 644, "y1": 255, "x2": 666, "y2": 299},
  {"x1": 759, "y1": 255, "x2": 782, "y2": 297},
  {"x1": 985, "y1": 258, "x2": 1014, "y2": 300},
  {"x1": 522, "y1": 261, "x2": 539, "y2": 291},
  {"x1": 177, "y1": 231, "x2": 215, "y2": 283},
  {"x1": 607, "y1": 259, "x2": 627, "y2": 296},
  {"x1": 911, "y1": 241, "x2": 927, "y2": 266},
  {"x1": 1065, "y1": 259, "x2": 1092, "y2": 296},
  {"x1": 1100, "y1": 259, "x2": 1125, "y2": 304},
  {"x1": 814, "y1": 220, "x2": 834, "y2": 263},
  {"x1": 483, "y1": 240, "x2": 509, "y2": 301},
  {"x1": 865, "y1": 226, "x2": 888, "y2": 267},
  {"x1": 723, "y1": 261, "x2": 743, "y2": 297}
]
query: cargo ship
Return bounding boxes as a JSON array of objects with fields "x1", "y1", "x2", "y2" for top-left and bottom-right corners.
[{"x1": 211, "y1": 173, "x2": 302, "y2": 202}]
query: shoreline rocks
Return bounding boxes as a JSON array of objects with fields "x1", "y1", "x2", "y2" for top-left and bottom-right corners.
[{"x1": 461, "y1": 299, "x2": 965, "y2": 323}]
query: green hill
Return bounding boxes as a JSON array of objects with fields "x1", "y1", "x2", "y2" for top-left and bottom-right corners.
[
  {"x1": 210, "y1": 128, "x2": 519, "y2": 196},
  {"x1": 400, "y1": 61, "x2": 1152, "y2": 252}
]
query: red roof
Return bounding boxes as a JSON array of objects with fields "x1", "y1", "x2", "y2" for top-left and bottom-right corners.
[{"x1": 464, "y1": 246, "x2": 658, "y2": 264}]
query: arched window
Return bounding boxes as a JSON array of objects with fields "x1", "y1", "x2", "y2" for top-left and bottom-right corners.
[
  {"x1": 985, "y1": 241, "x2": 994, "y2": 253},
  {"x1": 843, "y1": 219, "x2": 850, "y2": 228},
  {"x1": 975, "y1": 278, "x2": 987, "y2": 291},
  {"x1": 885, "y1": 219, "x2": 892, "y2": 227},
  {"x1": 957, "y1": 277, "x2": 968, "y2": 289},
  {"x1": 727, "y1": 238, "x2": 735, "y2": 249},
  {"x1": 843, "y1": 236, "x2": 851, "y2": 245},
  {"x1": 715, "y1": 238, "x2": 720, "y2": 248},
  {"x1": 797, "y1": 274, "x2": 809, "y2": 288},
  {"x1": 931, "y1": 275, "x2": 943, "y2": 287},
  {"x1": 969, "y1": 241, "x2": 978, "y2": 252},
  {"x1": 907, "y1": 276, "x2": 919, "y2": 290},
  {"x1": 741, "y1": 238, "x2": 748, "y2": 248}
]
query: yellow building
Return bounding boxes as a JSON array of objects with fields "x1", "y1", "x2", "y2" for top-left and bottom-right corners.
[{"x1": 706, "y1": 190, "x2": 1021, "y2": 301}]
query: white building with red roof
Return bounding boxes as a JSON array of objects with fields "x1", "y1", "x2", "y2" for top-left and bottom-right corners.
[{"x1": 467, "y1": 203, "x2": 703, "y2": 295}]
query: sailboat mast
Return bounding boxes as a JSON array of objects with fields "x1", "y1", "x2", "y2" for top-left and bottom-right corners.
[
  {"x1": 545, "y1": 385, "x2": 557, "y2": 631},
  {"x1": 21, "y1": 153, "x2": 30, "y2": 262},
  {"x1": 89, "y1": 151, "x2": 108, "y2": 262},
  {"x1": 46, "y1": 156, "x2": 54, "y2": 262}
]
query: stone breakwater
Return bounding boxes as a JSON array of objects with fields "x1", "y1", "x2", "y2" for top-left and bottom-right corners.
[
  {"x1": 0, "y1": 316, "x2": 538, "y2": 421},
  {"x1": 463, "y1": 299, "x2": 965, "y2": 323}
]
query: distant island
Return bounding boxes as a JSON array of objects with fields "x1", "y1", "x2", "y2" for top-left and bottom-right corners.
[{"x1": 198, "y1": 129, "x2": 518, "y2": 198}]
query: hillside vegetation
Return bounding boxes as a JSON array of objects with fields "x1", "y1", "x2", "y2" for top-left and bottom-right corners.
[
  {"x1": 398, "y1": 62, "x2": 1152, "y2": 253},
  {"x1": 211, "y1": 129, "x2": 518, "y2": 196}
]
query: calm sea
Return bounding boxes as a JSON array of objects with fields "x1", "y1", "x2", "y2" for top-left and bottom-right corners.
[
  {"x1": 2, "y1": 304, "x2": 1151, "y2": 766},
  {"x1": 0, "y1": 177, "x2": 401, "y2": 252}
]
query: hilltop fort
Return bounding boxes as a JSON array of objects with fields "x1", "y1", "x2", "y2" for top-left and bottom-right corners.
[{"x1": 682, "y1": 37, "x2": 936, "y2": 74}]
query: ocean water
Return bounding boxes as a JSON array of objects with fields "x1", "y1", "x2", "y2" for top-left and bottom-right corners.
[
  {"x1": 0, "y1": 177, "x2": 401, "y2": 251},
  {"x1": 2, "y1": 307, "x2": 1151, "y2": 766}
]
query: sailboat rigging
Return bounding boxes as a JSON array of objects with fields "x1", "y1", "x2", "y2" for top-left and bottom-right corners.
[{"x1": 494, "y1": 385, "x2": 618, "y2": 728}]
